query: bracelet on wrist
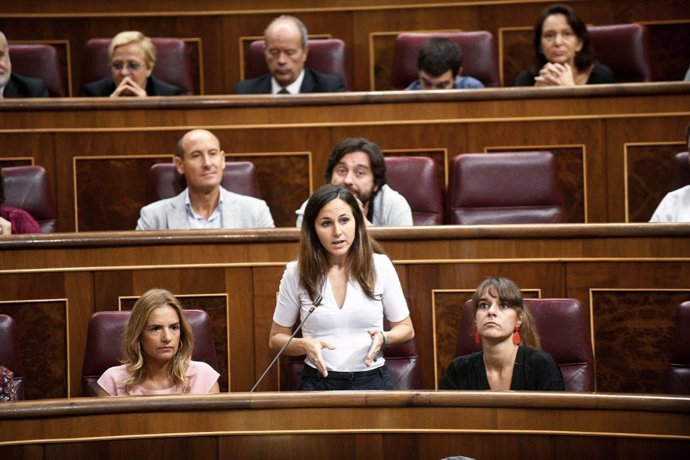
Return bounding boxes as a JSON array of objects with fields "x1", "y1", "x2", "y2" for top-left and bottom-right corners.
[{"x1": 380, "y1": 330, "x2": 388, "y2": 349}]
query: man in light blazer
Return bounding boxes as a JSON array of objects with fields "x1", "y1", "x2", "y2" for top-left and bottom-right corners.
[
  {"x1": 233, "y1": 15, "x2": 345, "y2": 95},
  {"x1": 136, "y1": 129, "x2": 274, "y2": 230}
]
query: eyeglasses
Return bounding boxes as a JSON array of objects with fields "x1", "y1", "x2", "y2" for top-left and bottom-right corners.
[{"x1": 110, "y1": 61, "x2": 144, "y2": 72}]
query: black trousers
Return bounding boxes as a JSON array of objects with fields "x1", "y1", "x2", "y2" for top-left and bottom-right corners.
[{"x1": 298, "y1": 364, "x2": 394, "y2": 391}]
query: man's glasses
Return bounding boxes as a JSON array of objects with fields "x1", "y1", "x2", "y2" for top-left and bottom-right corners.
[{"x1": 110, "y1": 61, "x2": 143, "y2": 72}]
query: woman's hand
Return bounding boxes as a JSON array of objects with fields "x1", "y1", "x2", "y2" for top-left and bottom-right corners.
[
  {"x1": 0, "y1": 217, "x2": 11, "y2": 236},
  {"x1": 110, "y1": 76, "x2": 148, "y2": 97},
  {"x1": 302, "y1": 338, "x2": 336, "y2": 377},
  {"x1": 534, "y1": 62, "x2": 575, "y2": 86},
  {"x1": 365, "y1": 328, "x2": 385, "y2": 366}
]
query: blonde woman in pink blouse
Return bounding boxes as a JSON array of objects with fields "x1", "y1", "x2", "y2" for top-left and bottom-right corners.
[{"x1": 97, "y1": 289, "x2": 219, "y2": 396}]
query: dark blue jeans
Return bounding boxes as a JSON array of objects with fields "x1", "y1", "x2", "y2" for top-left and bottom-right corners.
[{"x1": 298, "y1": 364, "x2": 394, "y2": 391}]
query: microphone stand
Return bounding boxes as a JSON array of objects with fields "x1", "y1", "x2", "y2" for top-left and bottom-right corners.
[{"x1": 250, "y1": 295, "x2": 322, "y2": 392}]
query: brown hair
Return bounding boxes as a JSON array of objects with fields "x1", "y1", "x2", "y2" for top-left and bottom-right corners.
[
  {"x1": 472, "y1": 276, "x2": 541, "y2": 349},
  {"x1": 298, "y1": 184, "x2": 382, "y2": 301}
]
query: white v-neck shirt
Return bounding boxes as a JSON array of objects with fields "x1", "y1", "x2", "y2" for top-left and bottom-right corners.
[{"x1": 273, "y1": 253, "x2": 410, "y2": 372}]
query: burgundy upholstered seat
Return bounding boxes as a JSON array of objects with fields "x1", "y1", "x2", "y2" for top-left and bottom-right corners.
[
  {"x1": 82, "y1": 37, "x2": 195, "y2": 94},
  {"x1": 245, "y1": 38, "x2": 350, "y2": 90},
  {"x1": 146, "y1": 162, "x2": 261, "y2": 203},
  {"x1": 588, "y1": 23, "x2": 652, "y2": 83},
  {"x1": 455, "y1": 298, "x2": 595, "y2": 392},
  {"x1": 2, "y1": 165, "x2": 57, "y2": 233},
  {"x1": 666, "y1": 301, "x2": 690, "y2": 395},
  {"x1": 390, "y1": 31, "x2": 499, "y2": 89},
  {"x1": 447, "y1": 152, "x2": 565, "y2": 225},
  {"x1": 81, "y1": 309, "x2": 219, "y2": 396},
  {"x1": 384, "y1": 156, "x2": 444, "y2": 225},
  {"x1": 8, "y1": 44, "x2": 66, "y2": 97},
  {"x1": 0, "y1": 314, "x2": 24, "y2": 399}
]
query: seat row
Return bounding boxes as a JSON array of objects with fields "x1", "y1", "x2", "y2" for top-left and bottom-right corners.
[
  {"x1": 5, "y1": 148, "x2": 690, "y2": 231},
  {"x1": 9, "y1": 23, "x2": 653, "y2": 97},
  {"x1": 3, "y1": 298, "x2": 689, "y2": 397}
]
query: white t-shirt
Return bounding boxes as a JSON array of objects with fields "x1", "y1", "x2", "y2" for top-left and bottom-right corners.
[
  {"x1": 649, "y1": 185, "x2": 690, "y2": 222},
  {"x1": 273, "y1": 253, "x2": 410, "y2": 372},
  {"x1": 295, "y1": 184, "x2": 413, "y2": 227}
]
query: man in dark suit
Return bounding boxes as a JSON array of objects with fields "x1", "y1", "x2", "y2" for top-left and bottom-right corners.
[
  {"x1": 0, "y1": 31, "x2": 49, "y2": 98},
  {"x1": 233, "y1": 15, "x2": 346, "y2": 95}
]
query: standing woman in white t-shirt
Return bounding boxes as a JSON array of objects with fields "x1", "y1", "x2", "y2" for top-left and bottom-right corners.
[
  {"x1": 270, "y1": 184, "x2": 415, "y2": 390},
  {"x1": 97, "y1": 288, "x2": 220, "y2": 396}
]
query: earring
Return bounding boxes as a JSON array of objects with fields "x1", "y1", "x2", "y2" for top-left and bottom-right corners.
[
  {"x1": 512, "y1": 325, "x2": 521, "y2": 346},
  {"x1": 474, "y1": 330, "x2": 481, "y2": 345}
]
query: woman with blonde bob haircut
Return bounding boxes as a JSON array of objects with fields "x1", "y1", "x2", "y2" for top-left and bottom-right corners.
[
  {"x1": 81, "y1": 30, "x2": 183, "y2": 97},
  {"x1": 441, "y1": 277, "x2": 564, "y2": 391},
  {"x1": 97, "y1": 288, "x2": 219, "y2": 396}
]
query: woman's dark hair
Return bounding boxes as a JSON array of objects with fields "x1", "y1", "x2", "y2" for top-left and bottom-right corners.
[
  {"x1": 471, "y1": 276, "x2": 541, "y2": 349},
  {"x1": 298, "y1": 184, "x2": 382, "y2": 301},
  {"x1": 532, "y1": 3, "x2": 594, "y2": 72},
  {"x1": 324, "y1": 137, "x2": 387, "y2": 190}
]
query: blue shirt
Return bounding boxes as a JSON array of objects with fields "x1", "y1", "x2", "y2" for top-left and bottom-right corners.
[{"x1": 405, "y1": 75, "x2": 484, "y2": 90}]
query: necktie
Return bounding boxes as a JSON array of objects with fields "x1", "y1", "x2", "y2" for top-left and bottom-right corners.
[{"x1": 278, "y1": 88, "x2": 290, "y2": 94}]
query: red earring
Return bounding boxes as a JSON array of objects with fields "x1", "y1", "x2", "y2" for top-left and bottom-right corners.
[
  {"x1": 512, "y1": 325, "x2": 521, "y2": 346},
  {"x1": 474, "y1": 330, "x2": 481, "y2": 345}
]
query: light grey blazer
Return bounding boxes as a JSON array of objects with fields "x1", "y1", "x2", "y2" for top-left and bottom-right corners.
[{"x1": 136, "y1": 187, "x2": 275, "y2": 230}]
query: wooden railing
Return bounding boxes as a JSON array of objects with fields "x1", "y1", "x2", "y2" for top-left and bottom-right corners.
[{"x1": 1, "y1": 391, "x2": 688, "y2": 459}]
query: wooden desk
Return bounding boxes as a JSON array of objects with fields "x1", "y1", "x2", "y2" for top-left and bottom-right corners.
[
  {"x1": 1, "y1": 83, "x2": 689, "y2": 230},
  {"x1": 1, "y1": 224, "x2": 689, "y2": 398},
  {"x1": 1, "y1": 392, "x2": 688, "y2": 459}
]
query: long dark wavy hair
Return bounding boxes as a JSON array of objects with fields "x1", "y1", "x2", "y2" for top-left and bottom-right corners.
[
  {"x1": 298, "y1": 184, "x2": 382, "y2": 302},
  {"x1": 532, "y1": 3, "x2": 594, "y2": 72},
  {"x1": 472, "y1": 276, "x2": 541, "y2": 349}
]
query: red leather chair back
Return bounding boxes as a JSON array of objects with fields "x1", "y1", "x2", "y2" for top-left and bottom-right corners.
[
  {"x1": 588, "y1": 23, "x2": 652, "y2": 83},
  {"x1": 0, "y1": 314, "x2": 24, "y2": 399},
  {"x1": 448, "y1": 152, "x2": 564, "y2": 225},
  {"x1": 390, "y1": 31, "x2": 499, "y2": 89},
  {"x1": 245, "y1": 38, "x2": 350, "y2": 90},
  {"x1": 668, "y1": 151, "x2": 690, "y2": 193},
  {"x1": 8, "y1": 44, "x2": 66, "y2": 97},
  {"x1": 147, "y1": 162, "x2": 261, "y2": 203},
  {"x1": 82, "y1": 38, "x2": 195, "y2": 94},
  {"x1": 2, "y1": 165, "x2": 57, "y2": 233},
  {"x1": 456, "y1": 298, "x2": 595, "y2": 392},
  {"x1": 384, "y1": 156, "x2": 444, "y2": 225},
  {"x1": 667, "y1": 301, "x2": 690, "y2": 394},
  {"x1": 81, "y1": 309, "x2": 218, "y2": 396}
]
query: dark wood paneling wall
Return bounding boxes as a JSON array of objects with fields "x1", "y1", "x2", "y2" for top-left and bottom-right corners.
[
  {"x1": 0, "y1": 1, "x2": 688, "y2": 93},
  {"x1": 1, "y1": 85, "x2": 688, "y2": 231},
  {"x1": 1, "y1": 225, "x2": 689, "y2": 398}
]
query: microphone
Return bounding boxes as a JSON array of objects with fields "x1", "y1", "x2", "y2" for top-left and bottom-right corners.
[{"x1": 250, "y1": 295, "x2": 323, "y2": 392}]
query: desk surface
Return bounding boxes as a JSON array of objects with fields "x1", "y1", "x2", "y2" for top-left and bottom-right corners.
[{"x1": 1, "y1": 392, "x2": 689, "y2": 459}]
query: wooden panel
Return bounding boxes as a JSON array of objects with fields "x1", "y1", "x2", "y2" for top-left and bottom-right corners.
[
  {"x1": 1, "y1": 392, "x2": 688, "y2": 459},
  {"x1": 0, "y1": 296, "x2": 68, "y2": 399},
  {"x1": 626, "y1": 142, "x2": 687, "y2": 223},
  {"x1": 592, "y1": 289, "x2": 690, "y2": 393}
]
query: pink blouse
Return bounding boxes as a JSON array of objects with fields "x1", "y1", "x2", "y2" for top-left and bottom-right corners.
[{"x1": 97, "y1": 360, "x2": 219, "y2": 396}]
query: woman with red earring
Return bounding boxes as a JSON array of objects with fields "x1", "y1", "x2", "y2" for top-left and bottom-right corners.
[{"x1": 441, "y1": 277, "x2": 564, "y2": 391}]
